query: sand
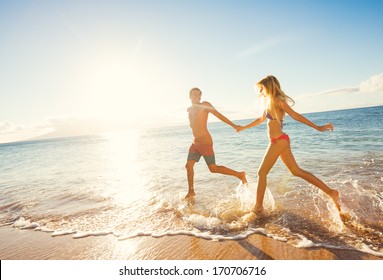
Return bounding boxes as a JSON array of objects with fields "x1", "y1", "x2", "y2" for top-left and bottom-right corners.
[{"x1": 0, "y1": 226, "x2": 381, "y2": 260}]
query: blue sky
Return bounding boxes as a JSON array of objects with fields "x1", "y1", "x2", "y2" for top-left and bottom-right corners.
[{"x1": 1, "y1": 0, "x2": 382, "y2": 143}]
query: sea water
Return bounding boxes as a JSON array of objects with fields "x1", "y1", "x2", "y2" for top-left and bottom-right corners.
[{"x1": 0, "y1": 106, "x2": 382, "y2": 257}]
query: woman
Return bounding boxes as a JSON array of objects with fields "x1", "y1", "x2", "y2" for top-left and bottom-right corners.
[{"x1": 237, "y1": 75, "x2": 341, "y2": 213}]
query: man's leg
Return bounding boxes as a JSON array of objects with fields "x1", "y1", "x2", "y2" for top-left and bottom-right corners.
[
  {"x1": 185, "y1": 160, "x2": 196, "y2": 198},
  {"x1": 202, "y1": 144, "x2": 247, "y2": 185},
  {"x1": 208, "y1": 164, "x2": 247, "y2": 185}
]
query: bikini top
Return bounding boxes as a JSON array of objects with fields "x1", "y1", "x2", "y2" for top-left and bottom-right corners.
[
  {"x1": 265, "y1": 111, "x2": 275, "y2": 120},
  {"x1": 264, "y1": 110, "x2": 284, "y2": 127}
]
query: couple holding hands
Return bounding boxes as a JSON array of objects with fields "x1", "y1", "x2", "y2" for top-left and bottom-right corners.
[{"x1": 185, "y1": 75, "x2": 341, "y2": 214}]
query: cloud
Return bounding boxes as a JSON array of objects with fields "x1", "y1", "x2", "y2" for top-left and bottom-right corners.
[
  {"x1": 2, "y1": 73, "x2": 382, "y2": 143},
  {"x1": 36, "y1": 116, "x2": 117, "y2": 140},
  {"x1": 296, "y1": 73, "x2": 383, "y2": 101},
  {"x1": 132, "y1": 36, "x2": 143, "y2": 62},
  {"x1": 0, "y1": 121, "x2": 22, "y2": 134},
  {"x1": 293, "y1": 73, "x2": 383, "y2": 114},
  {"x1": 0, "y1": 116, "x2": 107, "y2": 144},
  {"x1": 0, "y1": 110, "x2": 189, "y2": 144},
  {"x1": 359, "y1": 73, "x2": 383, "y2": 93},
  {"x1": 236, "y1": 33, "x2": 296, "y2": 58},
  {"x1": 57, "y1": 9, "x2": 87, "y2": 46},
  {"x1": 0, "y1": 120, "x2": 54, "y2": 144},
  {"x1": 1, "y1": 105, "x2": 247, "y2": 143},
  {"x1": 296, "y1": 87, "x2": 359, "y2": 100}
]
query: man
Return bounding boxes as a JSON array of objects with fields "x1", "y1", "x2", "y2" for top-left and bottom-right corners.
[{"x1": 185, "y1": 87, "x2": 247, "y2": 199}]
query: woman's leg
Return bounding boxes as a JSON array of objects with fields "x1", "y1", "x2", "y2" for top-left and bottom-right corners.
[
  {"x1": 280, "y1": 147, "x2": 341, "y2": 211},
  {"x1": 255, "y1": 141, "x2": 289, "y2": 212}
]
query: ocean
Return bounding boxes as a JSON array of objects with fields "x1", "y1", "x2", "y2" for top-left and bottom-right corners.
[{"x1": 0, "y1": 105, "x2": 382, "y2": 257}]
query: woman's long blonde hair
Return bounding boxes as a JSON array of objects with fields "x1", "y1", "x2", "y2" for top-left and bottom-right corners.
[{"x1": 257, "y1": 75, "x2": 295, "y2": 121}]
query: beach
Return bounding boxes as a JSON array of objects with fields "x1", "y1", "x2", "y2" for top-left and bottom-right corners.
[
  {"x1": 1, "y1": 225, "x2": 381, "y2": 260},
  {"x1": 1, "y1": 106, "x2": 383, "y2": 260}
]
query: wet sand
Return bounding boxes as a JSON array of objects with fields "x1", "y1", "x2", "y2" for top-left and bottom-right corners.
[{"x1": 0, "y1": 226, "x2": 381, "y2": 260}]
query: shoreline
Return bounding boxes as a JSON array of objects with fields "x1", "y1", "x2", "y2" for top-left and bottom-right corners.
[{"x1": 0, "y1": 226, "x2": 381, "y2": 260}]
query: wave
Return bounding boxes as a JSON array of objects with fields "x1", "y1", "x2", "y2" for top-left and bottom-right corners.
[
  {"x1": 7, "y1": 182, "x2": 383, "y2": 258},
  {"x1": 9, "y1": 215, "x2": 383, "y2": 258}
]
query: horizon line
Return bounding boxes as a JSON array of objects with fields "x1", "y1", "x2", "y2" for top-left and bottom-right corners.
[{"x1": 1, "y1": 104, "x2": 382, "y2": 146}]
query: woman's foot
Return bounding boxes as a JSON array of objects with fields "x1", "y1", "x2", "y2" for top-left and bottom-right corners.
[
  {"x1": 252, "y1": 204, "x2": 264, "y2": 213},
  {"x1": 330, "y1": 190, "x2": 341, "y2": 212}
]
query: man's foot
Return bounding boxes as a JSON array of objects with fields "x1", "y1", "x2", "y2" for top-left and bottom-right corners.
[
  {"x1": 239, "y1": 172, "x2": 248, "y2": 185},
  {"x1": 185, "y1": 190, "x2": 195, "y2": 200}
]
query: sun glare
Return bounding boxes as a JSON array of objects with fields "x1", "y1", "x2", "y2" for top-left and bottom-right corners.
[
  {"x1": 68, "y1": 42, "x2": 183, "y2": 132},
  {"x1": 74, "y1": 49, "x2": 162, "y2": 124},
  {"x1": 101, "y1": 129, "x2": 145, "y2": 206}
]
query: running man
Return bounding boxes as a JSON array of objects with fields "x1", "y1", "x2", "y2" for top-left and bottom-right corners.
[{"x1": 185, "y1": 87, "x2": 247, "y2": 199}]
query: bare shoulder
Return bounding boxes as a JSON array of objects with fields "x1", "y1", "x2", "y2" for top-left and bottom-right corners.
[
  {"x1": 201, "y1": 101, "x2": 212, "y2": 106},
  {"x1": 201, "y1": 101, "x2": 215, "y2": 110},
  {"x1": 280, "y1": 100, "x2": 292, "y2": 111}
]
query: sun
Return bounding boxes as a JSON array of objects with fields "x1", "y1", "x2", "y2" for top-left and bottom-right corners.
[
  {"x1": 69, "y1": 43, "x2": 184, "y2": 131},
  {"x1": 74, "y1": 50, "x2": 155, "y2": 124}
]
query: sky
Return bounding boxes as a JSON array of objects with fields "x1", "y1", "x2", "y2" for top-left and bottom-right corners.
[{"x1": 1, "y1": 0, "x2": 382, "y2": 143}]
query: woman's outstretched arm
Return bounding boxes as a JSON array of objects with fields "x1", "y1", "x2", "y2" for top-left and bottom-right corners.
[
  {"x1": 236, "y1": 114, "x2": 266, "y2": 132},
  {"x1": 281, "y1": 101, "x2": 334, "y2": 131}
]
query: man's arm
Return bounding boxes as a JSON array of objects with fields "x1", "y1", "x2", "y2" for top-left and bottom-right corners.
[{"x1": 204, "y1": 102, "x2": 237, "y2": 129}]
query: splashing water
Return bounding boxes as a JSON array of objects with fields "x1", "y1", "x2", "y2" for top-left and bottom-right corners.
[{"x1": 1, "y1": 106, "x2": 383, "y2": 257}]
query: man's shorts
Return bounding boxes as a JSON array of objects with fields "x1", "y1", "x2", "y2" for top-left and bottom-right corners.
[{"x1": 187, "y1": 142, "x2": 216, "y2": 165}]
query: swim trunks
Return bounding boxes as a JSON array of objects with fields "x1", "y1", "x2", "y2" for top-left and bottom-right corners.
[
  {"x1": 270, "y1": 133, "x2": 290, "y2": 144},
  {"x1": 187, "y1": 142, "x2": 216, "y2": 165}
]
